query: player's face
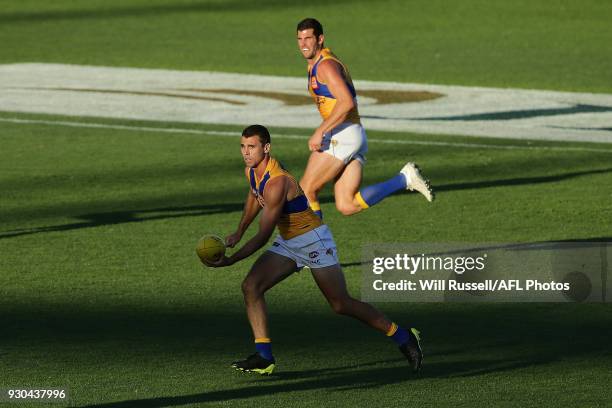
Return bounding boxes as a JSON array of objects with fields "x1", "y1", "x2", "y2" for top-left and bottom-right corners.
[
  {"x1": 240, "y1": 136, "x2": 269, "y2": 168},
  {"x1": 297, "y1": 29, "x2": 324, "y2": 60}
]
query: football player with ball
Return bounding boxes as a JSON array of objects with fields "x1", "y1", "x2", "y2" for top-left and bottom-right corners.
[{"x1": 200, "y1": 124, "x2": 422, "y2": 375}]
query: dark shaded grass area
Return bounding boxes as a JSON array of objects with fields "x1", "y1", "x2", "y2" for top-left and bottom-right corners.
[
  {"x1": 3, "y1": 159, "x2": 612, "y2": 240},
  {"x1": 1, "y1": 302, "x2": 610, "y2": 407}
]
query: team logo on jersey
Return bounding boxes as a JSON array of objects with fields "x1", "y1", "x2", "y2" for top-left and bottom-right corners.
[
  {"x1": 315, "y1": 96, "x2": 324, "y2": 109},
  {"x1": 326, "y1": 248, "x2": 334, "y2": 256},
  {"x1": 252, "y1": 190, "x2": 266, "y2": 207},
  {"x1": 310, "y1": 76, "x2": 318, "y2": 90}
]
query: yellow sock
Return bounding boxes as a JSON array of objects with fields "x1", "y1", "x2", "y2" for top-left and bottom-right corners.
[
  {"x1": 310, "y1": 200, "x2": 323, "y2": 218},
  {"x1": 386, "y1": 322, "x2": 398, "y2": 337},
  {"x1": 354, "y1": 192, "x2": 370, "y2": 209}
]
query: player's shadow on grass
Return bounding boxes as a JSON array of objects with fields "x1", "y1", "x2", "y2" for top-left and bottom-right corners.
[
  {"x1": 39, "y1": 305, "x2": 612, "y2": 408},
  {"x1": 361, "y1": 103, "x2": 612, "y2": 122},
  {"x1": 77, "y1": 358, "x2": 542, "y2": 408},
  {"x1": 0, "y1": 192, "x2": 335, "y2": 240},
  {"x1": 261, "y1": 352, "x2": 540, "y2": 383},
  {"x1": 3, "y1": 299, "x2": 608, "y2": 407},
  {"x1": 2, "y1": 166, "x2": 611, "y2": 241},
  {"x1": 0, "y1": 202, "x2": 244, "y2": 240},
  {"x1": 433, "y1": 166, "x2": 612, "y2": 192}
]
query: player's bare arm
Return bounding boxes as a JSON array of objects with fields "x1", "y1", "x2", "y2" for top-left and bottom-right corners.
[
  {"x1": 308, "y1": 59, "x2": 356, "y2": 151},
  {"x1": 226, "y1": 177, "x2": 262, "y2": 248},
  {"x1": 209, "y1": 176, "x2": 288, "y2": 267}
]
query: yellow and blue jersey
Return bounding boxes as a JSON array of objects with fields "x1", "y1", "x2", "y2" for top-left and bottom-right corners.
[
  {"x1": 247, "y1": 157, "x2": 322, "y2": 240},
  {"x1": 308, "y1": 48, "x2": 361, "y2": 124}
]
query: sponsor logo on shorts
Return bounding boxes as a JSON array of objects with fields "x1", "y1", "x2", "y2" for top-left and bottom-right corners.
[{"x1": 309, "y1": 251, "x2": 319, "y2": 259}]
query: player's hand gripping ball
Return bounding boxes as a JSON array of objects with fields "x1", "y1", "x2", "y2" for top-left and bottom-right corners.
[{"x1": 196, "y1": 235, "x2": 226, "y2": 264}]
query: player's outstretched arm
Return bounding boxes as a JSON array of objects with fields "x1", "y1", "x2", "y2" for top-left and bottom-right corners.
[
  {"x1": 211, "y1": 177, "x2": 288, "y2": 267},
  {"x1": 226, "y1": 188, "x2": 261, "y2": 248}
]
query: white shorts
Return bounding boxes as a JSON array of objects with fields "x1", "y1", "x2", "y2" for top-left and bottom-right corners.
[
  {"x1": 321, "y1": 122, "x2": 368, "y2": 165},
  {"x1": 267, "y1": 225, "x2": 339, "y2": 270}
]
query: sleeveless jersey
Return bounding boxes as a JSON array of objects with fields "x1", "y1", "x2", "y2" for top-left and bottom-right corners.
[
  {"x1": 308, "y1": 48, "x2": 361, "y2": 124},
  {"x1": 247, "y1": 157, "x2": 322, "y2": 240}
]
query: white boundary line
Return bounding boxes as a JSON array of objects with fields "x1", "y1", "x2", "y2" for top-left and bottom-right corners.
[{"x1": 2, "y1": 117, "x2": 612, "y2": 154}]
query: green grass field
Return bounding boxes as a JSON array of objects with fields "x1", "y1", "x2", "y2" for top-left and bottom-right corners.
[
  {"x1": 1, "y1": 1, "x2": 612, "y2": 407},
  {"x1": 1, "y1": 0, "x2": 612, "y2": 92},
  {"x1": 2, "y1": 112, "x2": 611, "y2": 407}
]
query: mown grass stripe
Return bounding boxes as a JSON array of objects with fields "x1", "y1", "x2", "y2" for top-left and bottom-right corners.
[{"x1": 2, "y1": 117, "x2": 611, "y2": 154}]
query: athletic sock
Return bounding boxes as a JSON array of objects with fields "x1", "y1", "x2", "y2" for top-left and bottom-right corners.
[
  {"x1": 386, "y1": 322, "x2": 410, "y2": 346},
  {"x1": 355, "y1": 174, "x2": 407, "y2": 209},
  {"x1": 255, "y1": 337, "x2": 273, "y2": 360},
  {"x1": 309, "y1": 200, "x2": 323, "y2": 219}
]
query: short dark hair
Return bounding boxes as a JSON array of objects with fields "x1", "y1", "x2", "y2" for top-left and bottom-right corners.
[
  {"x1": 242, "y1": 124, "x2": 271, "y2": 145},
  {"x1": 297, "y1": 18, "x2": 323, "y2": 37}
]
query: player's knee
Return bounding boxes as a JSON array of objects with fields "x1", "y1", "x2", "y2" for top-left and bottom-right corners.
[
  {"x1": 241, "y1": 277, "x2": 261, "y2": 300},
  {"x1": 329, "y1": 298, "x2": 352, "y2": 315},
  {"x1": 335, "y1": 198, "x2": 359, "y2": 216},
  {"x1": 300, "y1": 180, "x2": 316, "y2": 197},
  {"x1": 302, "y1": 177, "x2": 325, "y2": 196}
]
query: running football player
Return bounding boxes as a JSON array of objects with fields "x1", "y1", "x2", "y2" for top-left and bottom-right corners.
[
  {"x1": 297, "y1": 18, "x2": 434, "y2": 218},
  {"x1": 204, "y1": 124, "x2": 423, "y2": 374}
]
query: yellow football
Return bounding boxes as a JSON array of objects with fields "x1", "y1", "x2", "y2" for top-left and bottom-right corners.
[{"x1": 196, "y1": 235, "x2": 226, "y2": 263}]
